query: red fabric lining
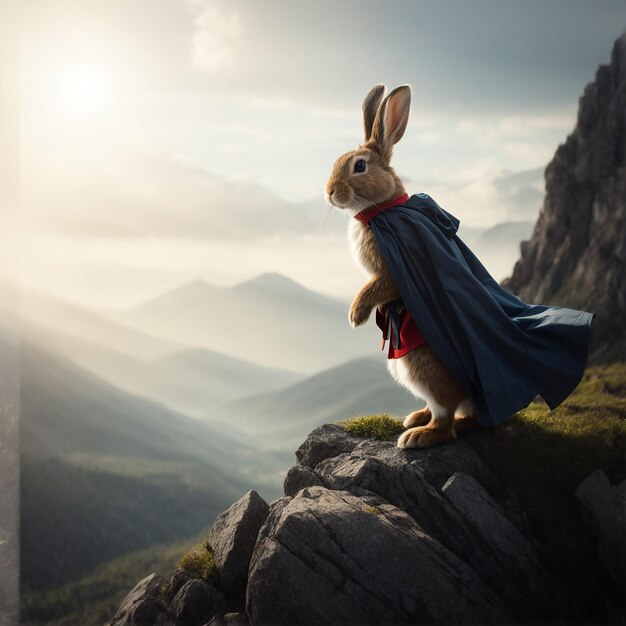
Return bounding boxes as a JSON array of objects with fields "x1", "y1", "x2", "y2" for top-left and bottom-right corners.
[
  {"x1": 376, "y1": 305, "x2": 427, "y2": 359},
  {"x1": 354, "y1": 193, "x2": 409, "y2": 226}
]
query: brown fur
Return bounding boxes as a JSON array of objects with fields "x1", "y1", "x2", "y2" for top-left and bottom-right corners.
[
  {"x1": 453, "y1": 415, "x2": 481, "y2": 432},
  {"x1": 395, "y1": 345, "x2": 466, "y2": 448},
  {"x1": 325, "y1": 84, "x2": 479, "y2": 449}
]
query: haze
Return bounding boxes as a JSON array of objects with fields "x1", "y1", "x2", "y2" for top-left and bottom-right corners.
[{"x1": 13, "y1": 0, "x2": 626, "y2": 308}]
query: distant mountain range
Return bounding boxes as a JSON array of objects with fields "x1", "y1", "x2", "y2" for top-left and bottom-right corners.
[
  {"x1": 22, "y1": 289, "x2": 181, "y2": 360},
  {"x1": 218, "y1": 356, "x2": 422, "y2": 451},
  {"x1": 22, "y1": 290, "x2": 302, "y2": 417},
  {"x1": 460, "y1": 221, "x2": 535, "y2": 281},
  {"x1": 18, "y1": 252, "x2": 540, "y2": 623},
  {"x1": 116, "y1": 273, "x2": 380, "y2": 374},
  {"x1": 19, "y1": 341, "x2": 286, "y2": 596}
]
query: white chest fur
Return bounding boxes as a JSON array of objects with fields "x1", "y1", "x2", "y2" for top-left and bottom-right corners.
[{"x1": 348, "y1": 219, "x2": 376, "y2": 277}]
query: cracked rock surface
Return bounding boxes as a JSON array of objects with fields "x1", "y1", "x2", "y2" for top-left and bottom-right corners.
[
  {"x1": 247, "y1": 486, "x2": 512, "y2": 625},
  {"x1": 109, "y1": 423, "x2": 622, "y2": 625},
  {"x1": 503, "y1": 32, "x2": 626, "y2": 362},
  {"x1": 246, "y1": 425, "x2": 564, "y2": 625}
]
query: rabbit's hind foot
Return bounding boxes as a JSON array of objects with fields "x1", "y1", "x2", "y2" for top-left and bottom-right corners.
[
  {"x1": 403, "y1": 407, "x2": 432, "y2": 429},
  {"x1": 397, "y1": 423, "x2": 456, "y2": 449},
  {"x1": 453, "y1": 414, "x2": 481, "y2": 433}
]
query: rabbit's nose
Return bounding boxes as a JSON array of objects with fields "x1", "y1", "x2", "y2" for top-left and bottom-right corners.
[{"x1": 327, "y1": 187, "x2": 335, "y2": 197}]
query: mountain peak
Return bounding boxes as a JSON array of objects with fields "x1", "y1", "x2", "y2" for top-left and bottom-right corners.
[
  {"x1": 235, "y1": 272, "x2": 301, "y2": 291},
  {"x1": 130, "y1": 279, "x2": 220, "y2": 312},
  {"x1": 504, "y1": 32, "x2": 626, "y2": 362},
  {"x1": 110, "y1": 409, "x2": 625, "y2": 625},
  {"x1": 174, "y1": 278, "x2": 217, "y2": 293}
]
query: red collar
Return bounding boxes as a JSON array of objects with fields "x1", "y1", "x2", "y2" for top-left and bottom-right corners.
[{"x1": 354, "y1": 194, "x2": 409, "y2": 226}]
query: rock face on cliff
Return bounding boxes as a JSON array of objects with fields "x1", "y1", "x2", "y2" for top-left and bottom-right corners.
[
  {"x1": 503, "y1": 32, "x2": 626, "y2": 362},
  {"x1": 109, "y1": 423, "x2": 625, "y2": 626}
]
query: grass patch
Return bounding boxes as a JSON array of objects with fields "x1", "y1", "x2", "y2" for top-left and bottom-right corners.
[
  {"x1": 156, "y1": 582, "x2": 169, "y2": 607},
  {"x1": 485, "y1": 363, "x2": 626, "y2": 491},
  {"x1": 336, "y1": 365, "x2": 626, "y2": 593},
  {"x1": 462, "y1": 363, "x2": 626, "y2": 591},
  {"x1": 340, "y1": 413, "x2": 405, "y2": 441},
  {"x1": 177, "y1": 540, "x2": 218, "y2": 585}
]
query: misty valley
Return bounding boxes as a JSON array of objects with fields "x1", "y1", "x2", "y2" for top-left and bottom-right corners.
[{"x1": 11, "y1": 204, "x2": 572, "y2": 623}]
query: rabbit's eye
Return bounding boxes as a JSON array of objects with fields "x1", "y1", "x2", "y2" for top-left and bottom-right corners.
[{"x1": 354, "y1": 159, "x2": 366, "y2": 173}]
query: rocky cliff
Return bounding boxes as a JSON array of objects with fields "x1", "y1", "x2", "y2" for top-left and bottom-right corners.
[
  {"x1": 108, "y1": 418, "x2": 625, "y2": 626},
  {"x1": 503, "y1": 32, "x2": 626, "y2": 362}
]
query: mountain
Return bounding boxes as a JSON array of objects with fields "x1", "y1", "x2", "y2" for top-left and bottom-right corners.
[
  {"x1": 21, "y1": 536, "x2": 195, "y2": 626},
  {"x1": 22, "y1": 289, "x2": 182, "y2": 359},
  {"x1": 151, "y1": 348, "x2": 300, "y2": 412},
  {"x1": 19, "y1": 342, "x2": 286, "y2": 597},
  {"x1": 118, "y1": 273, "x2": 379, "y2": 374},
  {"x1": 110, "y1": 369, "x2": 626, "y2": 626},
  {"x1": 20, "y1": 340, "x2": 288, "y2": 494},
  {"x1": 476, "y1": 221, "x2": 535, "y2": 247},
  {"x1": 21, "y1": 342, "x2": 247, "y2": 467},
  {"x1": 459, "y1": 221, "x2": 535, "y2": 282},
  {"x1": 504, "y1": 33, "x2": 626, "y2": 362},
  {"x1": 20, "y1": 454, "x2": 231, "y2": 594},
  {"x1": 217, "y1": 356, "x2": 421, "y2": 450},
  {"x1": 25, "y1": 320, "x2": 300, "y2": 418}
]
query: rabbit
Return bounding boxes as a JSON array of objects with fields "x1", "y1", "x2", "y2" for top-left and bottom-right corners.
[{"x1": 324, "y1": 84, "x2": 479, "y2": 449}]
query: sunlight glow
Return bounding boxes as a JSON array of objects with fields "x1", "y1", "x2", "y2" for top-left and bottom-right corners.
[{"x1": 58, "y1": 64, "x2": 111, "y2": 109}]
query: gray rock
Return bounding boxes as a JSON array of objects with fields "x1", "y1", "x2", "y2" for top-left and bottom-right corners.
[
  {"x1": 224, "y1": 612, "x2": 249, "y2": 626},
  {"x1": 503, "y1": 32, "x2": 626, "y2": 362},
  {"x1": 209, "y1": 490, "x2": 269, "y2": 597},
  {"x1": 576, "y1": 469, "x2": 626, "y2": 594},
  {"x1": 246, "y1": 486, "x2": 512, "y2": 625},
  {"x1": 300, "y1": 424, "x2": 500, "y2": 492},
  {"x1": 442, "y1": 471, "x2": 556, "y2": 614},
  {"x1": 283, "y1": 464, "x2": 324, "y2": 496},
  {"x1": 107, "y1": 573, "x2": 167, "y2": 626},
  {"x1": 170, "y1": 579, "x2": 225, "y2": 626},
  {"x1": 303, "y1": 426, "x2": 560, "y2": 620},
  {"x1": 167, "y1": 567, "x2": 194, "y2": 603},
  {"x1": 200, "y1": 609, "x2": 248, "y2": 625},
  {"x1": 295, "y1": 423, "x2": 360, "y2": 468}
]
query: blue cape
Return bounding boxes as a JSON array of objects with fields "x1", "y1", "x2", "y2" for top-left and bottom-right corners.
[{"x1": 368, "y1": 193, "x2": 594, "y2": 428}]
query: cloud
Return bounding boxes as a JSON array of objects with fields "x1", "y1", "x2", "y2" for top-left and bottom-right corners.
[
  {"x1": 187, "y1": 1, "x2": 240, "y2": 71},
  {"x1": 23, "y1": 148, "x2": 318, "y2": 241},
  {"x1": 414, "y1": 163, "x2": 544, "y2": 228}
]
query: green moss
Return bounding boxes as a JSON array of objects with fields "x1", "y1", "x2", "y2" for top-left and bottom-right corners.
[
  {"x1": 363, "y1": 505, "x2": 381, "y2": 515},
  {"x1": 491, "y1": 363, "x2": 626, "y2": 491},
  {"x1": 156, "y1": 582, "x2": 169, "y2": 607},
  {"x1": 340, "y1": 413, "x2": 405, "y2": 440},
  {"x1": 336, "y1": 365, "x2": 625, "y2": 591},
  {"x1": 176, "y1": 541, "x2": 218, "y2": 585},
  {"x1": 464, "y1": 363, "x2": 626, "y2": 587}
]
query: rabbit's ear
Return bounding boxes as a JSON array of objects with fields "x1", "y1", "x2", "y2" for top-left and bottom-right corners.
[
  {"x1": 371, "y1": 85, "x2": 412, "y2": 161},
  {"x1": 362, "y1": 84, "x2": 386, "y2": 142}
]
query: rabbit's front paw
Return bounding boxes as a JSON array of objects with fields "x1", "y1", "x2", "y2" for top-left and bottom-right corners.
[{"x1": 349, "y1": 299, "x2": 371, "y2": 328}]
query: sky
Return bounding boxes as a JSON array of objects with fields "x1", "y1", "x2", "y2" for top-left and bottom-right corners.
[{"x1": 11, "y1": 0, "x2": 626, "y2": 307}]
